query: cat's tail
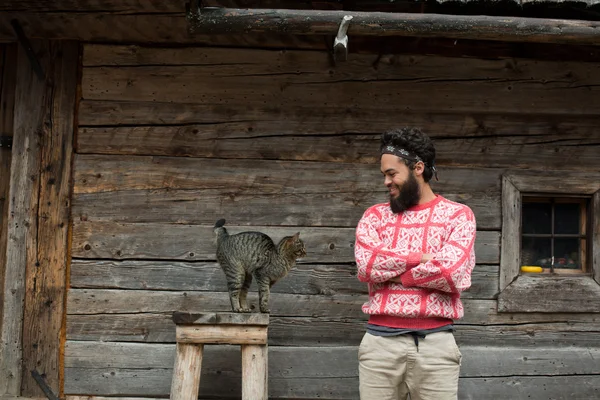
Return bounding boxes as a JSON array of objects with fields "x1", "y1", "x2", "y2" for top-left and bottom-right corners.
[{"x1": 213, "y1": 218, "x2": 228, "y2": 246}]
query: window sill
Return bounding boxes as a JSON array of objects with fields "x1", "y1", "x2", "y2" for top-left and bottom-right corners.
[{"x1": 498, "y1": 274, "x2": 600, "y2": 313}]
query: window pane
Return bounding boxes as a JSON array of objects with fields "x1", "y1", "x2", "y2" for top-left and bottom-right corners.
[
  {"x1": 521, "y1": 237, "x2": 552, "y2": 267},
  {"x1": 522, "y1": 202, "x2": 552, "y2": 234},
  {"x1": 554, "y1": 203, "x2": 581, "y2": 234},
  {"x1": 554, "y1": 238, "x2": 581, "y2": 269}
]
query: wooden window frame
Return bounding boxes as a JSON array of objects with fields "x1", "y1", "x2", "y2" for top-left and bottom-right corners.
[
  {"x1": 498, "y1": 171, "x2": 600, "y2": 313},
  {"x1": 521, "y1": 196, "x2": 588, "y2": 274}
]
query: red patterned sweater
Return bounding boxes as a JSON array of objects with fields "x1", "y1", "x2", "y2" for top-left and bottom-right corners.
[{"x1": 354, "y1": 195, "x2": 476, "y2": 330}]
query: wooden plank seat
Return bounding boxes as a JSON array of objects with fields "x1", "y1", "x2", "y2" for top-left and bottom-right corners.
[{"x1": 170, "y1": 312, "x2": 270, "y2": 400}]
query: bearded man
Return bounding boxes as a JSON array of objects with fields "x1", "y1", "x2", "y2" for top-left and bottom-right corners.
[{"x1": 354, "y1": 127, "x2": 476, "y2": 400}]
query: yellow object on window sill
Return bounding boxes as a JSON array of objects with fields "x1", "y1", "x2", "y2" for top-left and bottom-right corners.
[{"x1": 521, "y1": 266, "x2": 543, "y2": 273}]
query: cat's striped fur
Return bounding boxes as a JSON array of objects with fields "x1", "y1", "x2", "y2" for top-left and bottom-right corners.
[{"x1": 214, "y1": 219, "x2": 306, "y2": 313}]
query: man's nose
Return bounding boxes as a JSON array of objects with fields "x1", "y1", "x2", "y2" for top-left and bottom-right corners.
[{"x1": 384, "y1": 176, "x2": 391, "y2": 186}]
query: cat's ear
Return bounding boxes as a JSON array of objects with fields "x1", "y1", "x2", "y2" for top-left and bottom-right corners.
[{"x1": 292, "y1": 232, "x2": 300, "y2": 240}]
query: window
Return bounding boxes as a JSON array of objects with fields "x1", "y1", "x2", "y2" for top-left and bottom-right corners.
[
  {"x1": 521, "y1": 197, "x2": 589, "y2": 274},
  {"x1": 498, "y1": 172, "x2": 600, "y2": 313}
]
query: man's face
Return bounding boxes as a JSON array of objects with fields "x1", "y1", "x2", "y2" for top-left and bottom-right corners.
[{"x1": 380, "y1": 154, "x2": 421, "y2": 213}]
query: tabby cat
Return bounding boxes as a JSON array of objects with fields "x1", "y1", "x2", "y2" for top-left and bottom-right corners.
[{"x1": 213, "y1": 219, "x2": 307, "y2": 313}]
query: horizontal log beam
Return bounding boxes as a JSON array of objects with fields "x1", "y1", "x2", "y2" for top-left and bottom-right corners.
[
  {"x1": 2, "y1": 10, "x2": 600, "y2": 46},
  {"x1": 188, "y1": 7, "x2": 600, "y2": 45}
]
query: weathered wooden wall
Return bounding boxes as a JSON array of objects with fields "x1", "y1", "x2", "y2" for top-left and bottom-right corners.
[{"x1": 65, "y1": 44, "x2": 600, "y2": 399}]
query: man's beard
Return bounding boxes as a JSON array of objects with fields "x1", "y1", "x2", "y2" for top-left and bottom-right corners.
[{"x1": 389, "y1": 172, "x2": 421, "y2": 213}]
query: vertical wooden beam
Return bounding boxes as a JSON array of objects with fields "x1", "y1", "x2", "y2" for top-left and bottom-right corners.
[
  {"x1": 592, "y1": 190, "x2": 600, "y2": 285},
  {"x1": 241, "y1": 344, "x2": 268, "y2": 400},
  {"x1": 20, "y1": 41, "x2": 79, "y2": 397},
  {"x1": 0, "y1": 40, "x2": 47, "y2": 396},
  {"x1": 0, "y1": 40, "x2": 79, "y2": 396},
  {"x1": 499, "y1": 176, "x2": 521, "y2": 292},
  {"x1": 170, "y1": 343, "x2": 203, "y2": 400},
  {"x1": 0, "y1": 44, "x2": 16, "y2": 333},
  {"x1": 0, "y1": 44, "x2": 4, "y2": 326}
]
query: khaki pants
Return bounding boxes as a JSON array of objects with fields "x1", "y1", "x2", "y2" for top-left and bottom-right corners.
[{"x1": 358, "y1": 331, "x2": 462, "y2": 400}]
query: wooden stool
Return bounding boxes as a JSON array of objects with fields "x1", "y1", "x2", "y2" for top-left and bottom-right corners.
[{"x1": 170, "y1": 312, "x2": 270, "y2": 400}]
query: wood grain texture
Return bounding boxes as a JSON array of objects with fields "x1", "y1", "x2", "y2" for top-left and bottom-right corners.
[
  {"x1": 241, "y1": 345, "x2": 267, "y2": 400},
  {"x1": 78, "y1": 47, "x2": 600, "y2": 105},
  {"x1": 65, "y1": 342, "x2": 359, "y2": 398},
  {"x1": 176, "y1": 325, "x2": 268, "y2": 345},
  {"x1": 173, "y1": 312, "x2": 270, "y2": 325},
  {"x1": 80, "y1": 44, "x2": 600, "y2": 71},
  {"x1": 79, "y1": 38, "x2": 600, "y2": 65},
  {"x1": 19, "y1": 41, "x2": 79, "y2": 397},
  {"x1": 66, "y1": 291, "x2": 600, "y2": 323},
  {"x1": 75, "y1": 104, "x2": 600, "y2": 170},
  {"x1": 187, "y1": 7, "x2": 600, "y2": 45},
  {"x1": 0, "y1": 44, "x2": 16, "y2": 331},
  {"x1": 67, "y1": 289, "x2": 366, "y2": 319},
  {"x1": 62, "y1": 373, "x2": 600, "y2": 399},
  {"x1": 80, "y1": 64, "x2": 600, "y2": 116},
  {"x1": 0, "y1": 0, "x2": 336, "y2": 12},
  {"x1": 0, "y1": 44, "x2": 4, "y2": 335},
  {"x1": 593, "y1": 190, "x2": 600, "y2": 285},
  {"x1": 70, "y1": 222, "x2": 500, "y2": 264},
  {"x1": 66, "y1": 397, "x2": 162, "y2": 400},
  {"x1": 63, "y1": 341, "x2": 600, "y2": 398},
  {"x1": 0, "y1": 40, "x2": 46, "y2": 396},
  {"x1": 65, "y1": 289, "x2": 600, "y2": 330},
  {"x1": 66, "y1": 312, "x2": 600, "y2": 347},
  {"x1": 75, "y1": 125, "x2": 600, "y2": 170},
  {"x1": 72, "y1": 155, "x2": 502, "y2": 229},
  {"x1": 78, "y1": 97, "x2": 600, "y2": 129},
  {"x1": 68, "y1": 259, "x2": 498, "y2": 299},
  {"x1": 0, "y1": 13, "x2": 326, "y2": 49},
  {"x1": 170, "y1": 343, "x2": 202, "y2": 400},
  {"x1": 72, "y1": 189, "x2": 390, "y2": 226},
  {"x1": 5, "y1": 8, "x2": 600, "y2": 48},
  {"x1": 0, "y1": 397, "x2": 47, "y2": 400},
  {"x1": 69, "y1": 259, "x2": 366, "y2": 295},
  {"x1": 67, "y1": 313, "x2": 366, "y2": 345},
  {"x1": 65, "y1": 340, "x2": 600, "y2": 378},
  {"x1": 73, "y1": 155, "x2": 385, "y2": 194},
  {"x1": 498, "y1": 275, "x2": 600, "y2": 313},
  {"x1": 458, "y1": 376, "x2": 600, "y2": 400},
  {"x1": 499, "y1": 176, "x2": 520, "y2": 291},
  {"x1": 505, "y1": 170, "x2": 600, "y2": 195},
  {"x1": 76, "y1": 46, "x2": 600, "y2": 170},
  {"x1": 74, "y1": 154, "x2": 503, "y2": 196},
  {"x1": 0, "y1": 0, "x2": 186, "y2": 12}
]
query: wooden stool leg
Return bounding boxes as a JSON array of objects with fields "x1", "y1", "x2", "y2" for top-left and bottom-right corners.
[
  {"x1": 170, "y1": 343, "x2": 203, "y2": 400},
  {"x1": 241, "y1": 344, "x2": 268, "y2": 400}
]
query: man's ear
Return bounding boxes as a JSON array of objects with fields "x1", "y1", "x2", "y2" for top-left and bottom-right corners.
[{"x1": 414, "y1": 161, "x2": 425, "y2": 176}]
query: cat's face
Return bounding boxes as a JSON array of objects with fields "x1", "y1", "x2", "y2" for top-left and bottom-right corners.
[{"x1": 290, "y1": 232, "x2": 306, "y2": 259}]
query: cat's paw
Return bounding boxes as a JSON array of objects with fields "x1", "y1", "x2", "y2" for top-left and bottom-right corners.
[
  {"x1": 259, "y1": 308, "x2": 270, "y2": 313},
  {"x1": 241, "y1": 307, "x2": 251, "y2": 313}
]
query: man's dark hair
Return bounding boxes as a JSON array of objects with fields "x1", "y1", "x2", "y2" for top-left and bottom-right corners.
[{"x1": 380, "y1": 127, "x2": 436, "y2": 183}]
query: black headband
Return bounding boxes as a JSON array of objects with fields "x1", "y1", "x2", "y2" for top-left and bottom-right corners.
[{"x1": 381, "y1": 145, "x2": 439, "y2": 181}]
